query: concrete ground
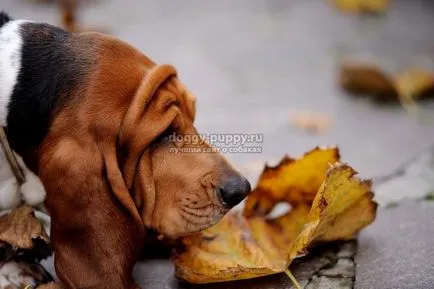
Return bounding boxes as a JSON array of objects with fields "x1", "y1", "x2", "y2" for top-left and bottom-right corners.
[
  {"x1": 2, "y1": 0, "x2": 434, "y2": 288},
  {"x1": 355, "y1": 200, "x2": 434, "y2": 289}
]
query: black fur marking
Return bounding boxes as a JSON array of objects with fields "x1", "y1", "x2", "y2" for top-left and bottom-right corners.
[
  {"x1": 6, "y1": 22, "x2": 90, "y2": 154},
  {"x1": 0, "y1": 11, "x2": 11, "y2": 28}
]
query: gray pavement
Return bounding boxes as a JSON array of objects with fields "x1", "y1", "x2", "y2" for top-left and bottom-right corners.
[
  {"x1": 2, "y1": 0, "x2": 434, "y2": 288},
  {"x1": 355, "y1": 201, "x2": 434, "y2": 289},
  {"x1": 374, "y1": 145, "x2": 434, "y2": 206}
]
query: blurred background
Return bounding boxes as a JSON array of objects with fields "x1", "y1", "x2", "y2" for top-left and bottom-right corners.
[{"x1": 2, "y1": 0, "x2": 434, "y2": 184}]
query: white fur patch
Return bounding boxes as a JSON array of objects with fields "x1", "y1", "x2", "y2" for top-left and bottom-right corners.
[
  {"x1": 0, "y1": 149, "x2": 47, "y2": 210},
  {"x1": 0, "y1": 20, "x2": 26, "y2": 126},
  {"x1": 0, "y1": 178, "x2": 20, "y2": 210},
  {"x1": 0, "y1": 260, "x2": 39, "y2": 287},
  {"x1": 20, "y1": 166, "x2": 46, "y2": 206},
  {"x1": 0, "y1": 148, "x2": 20, "y2": 210},
  {"x1": 0, "y1": 19, "x2": 46, "y2": 211}
]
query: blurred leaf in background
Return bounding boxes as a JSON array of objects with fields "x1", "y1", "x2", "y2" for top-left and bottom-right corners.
[
  {"x1": 331, "y1": 0, "x2": 390, "y2": 14},
  {"x1": 339, "y1": 60, "x2": 434, "y2": 103}
]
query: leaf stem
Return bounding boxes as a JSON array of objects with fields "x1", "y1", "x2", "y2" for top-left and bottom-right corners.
[{"x1": 284, "y1": 269, "x2": 302, "y2": 289}]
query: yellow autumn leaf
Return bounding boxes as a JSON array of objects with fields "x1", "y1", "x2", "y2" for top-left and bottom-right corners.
[
  {"x1": 286, "y1": 165, "x2": 377, "y2": 261},
  {"x1": 331, "y1": 0, "x2": 390, "y2": 14},
  {"x1": 174, "y1": 161, "x2": 377, "y2": 284},
  {"x1": 244, "y1": 147, "x2": 339, "y2": 217},
  {"x1": 394, "y1": 69, "x2": 434, "y2": 100}
]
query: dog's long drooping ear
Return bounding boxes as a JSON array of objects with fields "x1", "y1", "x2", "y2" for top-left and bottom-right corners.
[
  {"x1": 39, "y1": 134, "x2": 144, "y2": 289},
  {"x1": 118, "y1": 64, "x2": 178, "y2": 190},
  {"x1": 36, "y1": 66, "x2": 165, "y2": 288}
]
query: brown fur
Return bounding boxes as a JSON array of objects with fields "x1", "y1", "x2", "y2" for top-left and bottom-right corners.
[{"x1": 34, "y1": 32, "x2": 245, "y2": 288}]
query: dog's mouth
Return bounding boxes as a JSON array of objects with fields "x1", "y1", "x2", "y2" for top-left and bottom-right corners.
[
  {"x1": 153, "y1": 174, "x2": 250, "y2": 238},
  {"x1": 179, "y1": 204, "x2": 227, "y2": 234},
  {"x1": 175, "y1": 187, "x2": 230, "y2": 235}
]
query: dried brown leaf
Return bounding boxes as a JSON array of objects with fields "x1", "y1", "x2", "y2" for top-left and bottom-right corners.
[
  {"x1": 339, "y1": 61, "x2": 398, "y2": 101},
  {"x1": 0, "y1": 206, "x2": 51, "y2": 263},
  {"x1": 0, "y1": 206, "x2": 49, "y2": 249},
  {"x1": 339, "y1": 61, "x2": 434, "y2": 102}
]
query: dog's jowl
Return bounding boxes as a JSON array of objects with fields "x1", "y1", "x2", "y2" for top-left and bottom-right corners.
[{"x1": 0, "y1": 11, "x2": 250, "y2": 289}]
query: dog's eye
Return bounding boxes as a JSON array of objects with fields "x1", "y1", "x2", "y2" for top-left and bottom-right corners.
[{"x1": 155, "y1": 126, "x2": 174, "y2": 144}]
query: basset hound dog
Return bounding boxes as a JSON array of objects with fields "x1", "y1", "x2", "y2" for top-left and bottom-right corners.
[{"x1": 0, "y1": 12, "x2": 250, "y2": 289}]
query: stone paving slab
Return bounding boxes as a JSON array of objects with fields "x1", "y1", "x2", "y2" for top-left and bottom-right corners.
[
  {"x1": 355, "y1": 201, "x2": 434, "y2": 289},
  {"x1": 374, "y1": 146, "x2": 434, "y2": 206},
  {"x1": 354, "y1": 146, "x2": 434, "y2": 289}
]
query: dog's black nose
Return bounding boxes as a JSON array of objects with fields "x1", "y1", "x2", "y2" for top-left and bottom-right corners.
[{"x1": 219, "y1": 175, "x2": 251, "y2": 208}]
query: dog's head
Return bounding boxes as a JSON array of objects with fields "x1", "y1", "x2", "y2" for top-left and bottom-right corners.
[{"x1": 116, "y1": 65, "x2": 250, "y2": 238}]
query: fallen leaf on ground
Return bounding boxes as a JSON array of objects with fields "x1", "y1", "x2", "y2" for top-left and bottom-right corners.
[
  {"x1": 0, "y1": 205, "x2": 50, "y2": 253},
  {"x1": 289, "y1": 111, "x2": 333, "y2": 135},
  {"x1": 339, "y1": 61, "x2": 434, "y2": 103},
  {"x1": 339, "y1": 61, "x2": 398, "y2": 101},
  {"x1": 394, "y1": 69, "x2": 434, "y2": 100},
  {"x1": 0, "y1": 206, "x2": 53, "y2": 288},
  {"x1": 330, "y1": 0, "x2": 390, "y2": 14},
  {"x1": 174, "y1": 149, "x2": 377, "y2": 284},
  {"x1": 244, "y1": 147, "x2": 340, "y2": 217}
]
